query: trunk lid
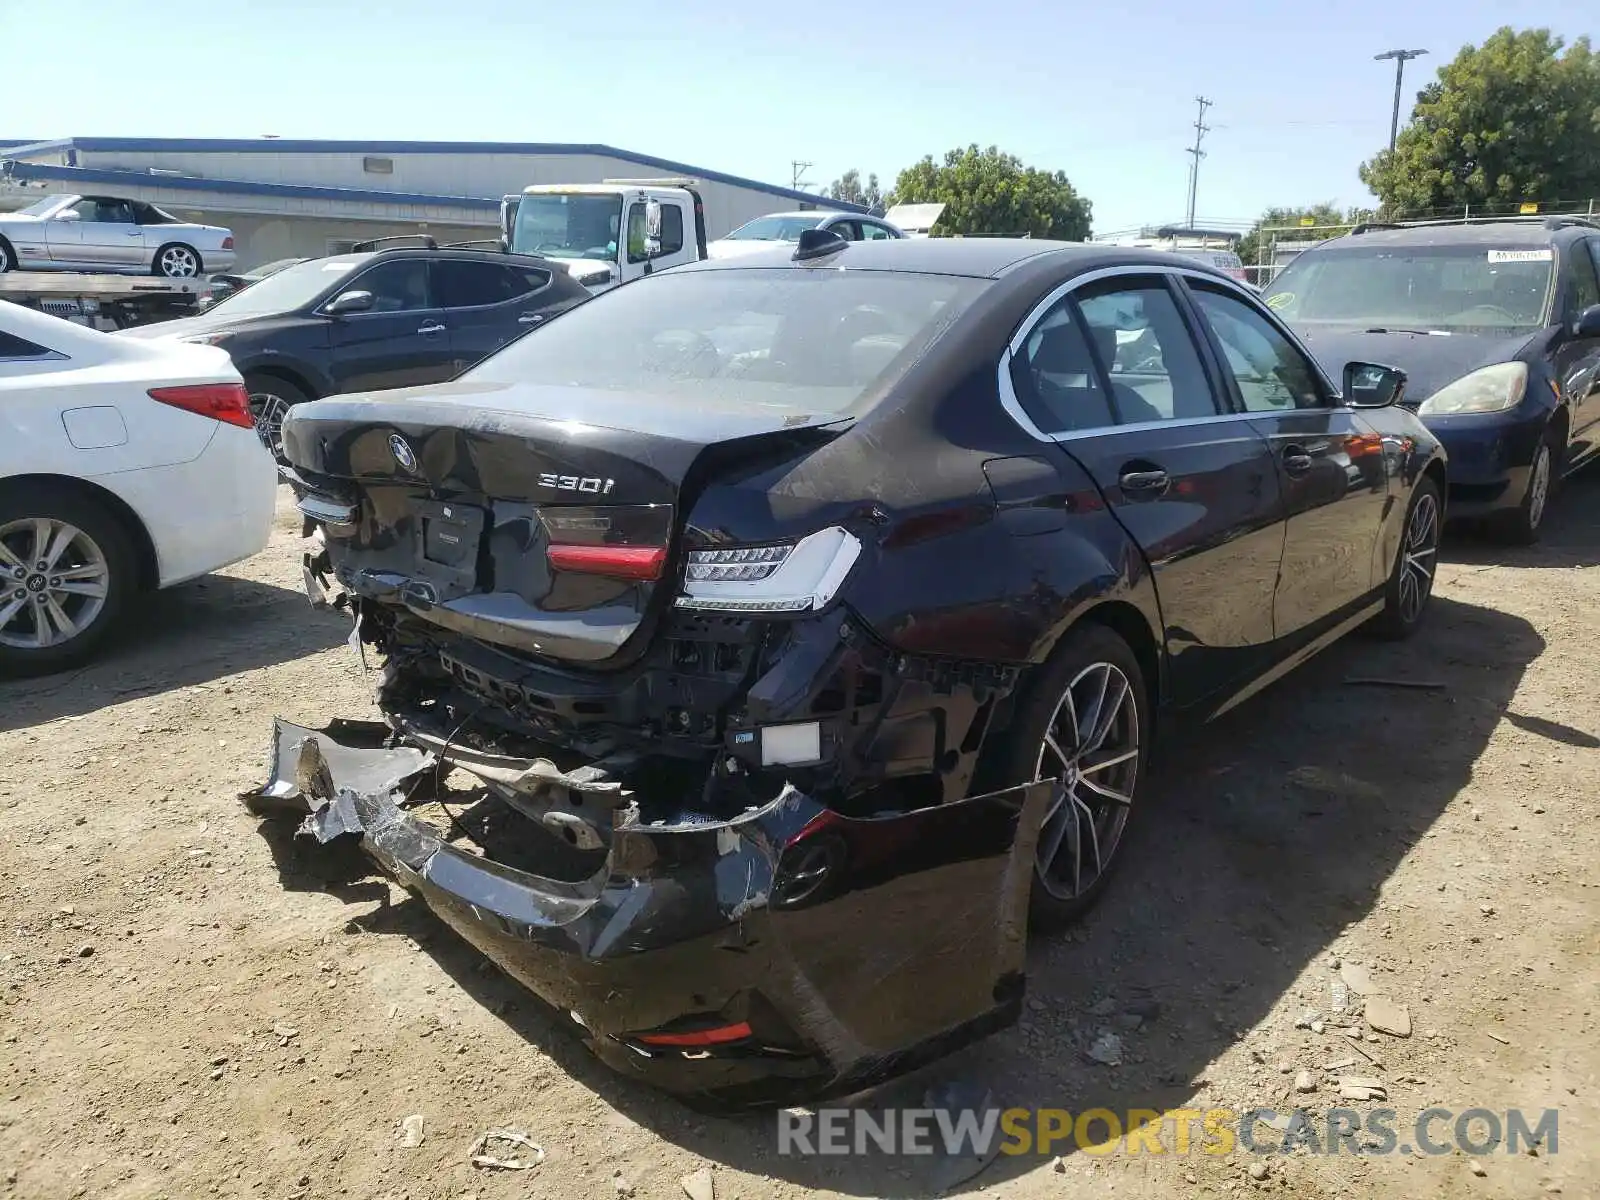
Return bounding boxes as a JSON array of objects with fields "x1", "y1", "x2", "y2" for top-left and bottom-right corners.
[{"x1": 283, "y1": 379, "x2": 850, "y2": 666}]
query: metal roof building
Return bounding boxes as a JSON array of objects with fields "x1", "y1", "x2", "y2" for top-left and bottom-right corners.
[{"x1": 0, "y1": 137, "x2": 862, "y2": 269}]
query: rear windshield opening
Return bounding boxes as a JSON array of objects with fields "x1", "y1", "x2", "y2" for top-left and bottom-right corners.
[
  {"x1": 465, "y1": 268, "x2": 990, "y2": 414},
  {"x1": 1264, "y1": 244, "x2": 1555, "y2": 331}
]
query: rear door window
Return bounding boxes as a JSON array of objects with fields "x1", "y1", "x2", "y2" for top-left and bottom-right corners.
[
  {"x1": 1073, "y1": 279, "x2": 1221, "y2": 422},
  {"x1": 435, "y1": 260, "x2": 549, "y2": 309}
]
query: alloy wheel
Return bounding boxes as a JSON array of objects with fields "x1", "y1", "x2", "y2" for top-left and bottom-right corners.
[
  {"x1": 0, "y1": 518, "x2": 111, "y2": 650},
  {"x1": 158, "y1": 246, "x2": 200, "y2": 278},
  {"x1": 250, "y1": 391, "x2": 290, "y2": 457},
  {"x1": 1397, "y1": 490, "x2": 1439, "y2": 624},
  {"x1": 1526, "y1": 443, "x2": 1552, "y2": 531},
  {"x1": 1032, "y1": 661, "x2": 1140, "y2": 901}
]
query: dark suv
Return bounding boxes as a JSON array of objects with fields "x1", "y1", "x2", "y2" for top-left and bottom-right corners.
[
  {"x1": 121, "y1": 239, "x2": 590, "y2": 456},
  {"x1": 1263, "y1": 215, "x2": 1600, "y2": 542}
]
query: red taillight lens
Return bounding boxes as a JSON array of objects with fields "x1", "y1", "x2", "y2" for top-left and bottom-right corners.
[
  {"x1": 546, "y1": 543, "x2": 666, "y2": 581},
  {"x1": 221, "y1": 236, "x2": 235, "y2": 250},
  {"x1": 633, "y1": 1021, "x2": 752, "y2": 1048},
  {"x1": 148, "y1": 383, "x2": 254, "y2": 429}
]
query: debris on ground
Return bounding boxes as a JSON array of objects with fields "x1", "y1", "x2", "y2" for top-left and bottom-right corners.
[
  {"x1": 1339, "y1": 962, "x2": 1375, "y2": 996},
  {"x1": 1248, "y1": 1160, "x2": 1270, "y2": 1181},
  {"x1": 613, "y1": 1170, "x2": 637, "y2": 1197},
  {"x1": 468, "y1": 1129, "x2": 544, "y2": 1170},
  {"x1": 681, "y1": 1166, "x2": 715, "y2": 1200},
  {"x1": 1086, "y1": 1032, "x2": 1124, "y2": 1066},
  {"x1": 1294, "y1": 1069, "x2": 1318, "y2": 1093},
  {"x1": 1365, "y1": 996, "x2": 1413, "y2": 1038},
  {"x1": 1338, "y1": 1077, "x2": 1389, "y2": 1102},
  {"x1": 397, "y1": 1115, "x2": 425, "y2": 1147}
]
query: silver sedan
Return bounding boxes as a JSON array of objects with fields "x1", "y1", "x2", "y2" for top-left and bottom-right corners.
[{"x1": 0, "y1": 194, "x2": 236, "y2": 277}]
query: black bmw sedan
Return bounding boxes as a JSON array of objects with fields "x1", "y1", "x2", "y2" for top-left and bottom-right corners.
[{"x1": 256, "y1": 233, "x2": 1446, "y2": 1110}]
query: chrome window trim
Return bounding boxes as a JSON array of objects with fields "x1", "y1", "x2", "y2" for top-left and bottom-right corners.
[{"x1": 996, "y1": 264, "x2": 1349, "y2": 445}]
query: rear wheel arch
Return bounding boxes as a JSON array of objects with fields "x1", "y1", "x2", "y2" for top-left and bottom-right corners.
[
  {"x1": 1072, "y1": 600, "x2": 1164, "y2": 718},
  {"x1": 0, "y1": 474, "x2": 159, "y2": 591},
  {"x1": 243, "y1": 363, "x2": 321, "y2": 401},
  {"x1": 0, "y1": 236, "x2": 16, "y2": 271}
]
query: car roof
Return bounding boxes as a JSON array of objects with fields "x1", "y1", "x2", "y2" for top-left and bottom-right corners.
[
  {"x1": 680, "y1": 237, "x2": 1227, "y2": 280},
  {"x1": 1316, "y1": 219, "x2": 1594, "y2": 252}
]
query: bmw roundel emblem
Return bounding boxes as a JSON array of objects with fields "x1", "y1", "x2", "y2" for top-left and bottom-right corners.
[{"x1": 389, "y1": 433, "x2": 418, "y2": 472}]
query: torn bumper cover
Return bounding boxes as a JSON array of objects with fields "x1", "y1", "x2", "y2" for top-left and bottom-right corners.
[{"x1": 246, "y1": 718, "x2": 1053, "y2": 1110}]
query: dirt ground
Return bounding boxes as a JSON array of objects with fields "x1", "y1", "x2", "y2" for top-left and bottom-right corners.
[{"x1": 2, "y1": 480, "x2": 1597, "y2": 1200}]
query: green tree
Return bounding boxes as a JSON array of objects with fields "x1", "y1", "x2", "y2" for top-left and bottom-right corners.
[
  {"x1": 1235, "y1": 203, "x2": 1373, "y2": 269},
  {"x1": 886, "y1": 144, "x2": 1092, "y2": 240},
  {"x1": 1360, "y1": 27, "x2": 1600, "y2": 217},
  {"x1": 826, "y1": 169, "x2": 884, "y2": 214}
]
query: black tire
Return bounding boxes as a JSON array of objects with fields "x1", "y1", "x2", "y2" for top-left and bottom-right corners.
[
  {"x1": 152, "y1": 243, "x2": 203, "y2": 278},
  {"x1": 983, "y1": 622, "x2": 1151, "y2": 931},
  {"x1": 0, "y1": 238, "x2": 16, "y2": 272},
  {"x1": 1369, "y1": 474, "x2": 1443, "y2": 640},
  {"x1": 0, "y1": 485, "x2": 137, "y2": 677},
  {"x1": 1488, "y1": 425, "x2": 1560, "y2": 545},
  {"x1": 244, "y1": 374, "x2": 311, "y2": 463}
]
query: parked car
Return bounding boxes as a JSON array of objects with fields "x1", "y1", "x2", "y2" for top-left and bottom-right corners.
[
  {"x1": 0, "y1": 299, "x2": 276, "y2": 675},
  {"x1": 197, "y1": 256, "x2": 310, "y2": 310},
  {"x1": 0, "y1": 194, "x2": 236, "y2": 278},
  {"x1": 1169, "y1": 245, "x2": 1250, "y2": 283},
  {"x1": 1263, "y1": 216, "x2": 1600, "y2": 542},
  {"x1": 706, "y1": 210, "x2": 905, "y2": 259},
  {"x1": 255, "y1": 234, "x2": 1445, "y2": 1109},
  {"x1": 119, "y1": 243, "x2": 591, "y2": 458}
]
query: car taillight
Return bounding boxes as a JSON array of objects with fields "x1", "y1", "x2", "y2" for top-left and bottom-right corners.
[
  {"x1": 148, "y1": 383, "x2": 254, "y2": 429},
  {"x1": 632, "y1": 1021, "x2": 752, "y2": 1048},
  {"x1": 221, "y1": 236, "x2": 234, "y2": 250},
  {"x1": 545, "y1": 544, "x2": 666, "y2": 581}
]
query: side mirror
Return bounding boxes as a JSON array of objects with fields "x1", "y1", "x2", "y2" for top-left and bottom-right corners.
[
  {"x1": 54, "y1": 209, "x2": 80, "y2": 222},
  {"x1": 324, "y1": 289, "x2": 374, "y2": 316},
  {"x1": 643, "y1": 199, "x2": 663, "y2": 259},
  {"x1": 1573, "y1": 303, "x2": 1600, "y2": 339},
  {"x1": 1343, "y1": 361, "x2": 1406, "y2": 408}
]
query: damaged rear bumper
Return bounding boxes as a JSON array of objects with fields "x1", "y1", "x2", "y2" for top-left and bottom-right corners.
[{"x1": 246, "y1": 718, "x2": 1053, "y2": 1111}]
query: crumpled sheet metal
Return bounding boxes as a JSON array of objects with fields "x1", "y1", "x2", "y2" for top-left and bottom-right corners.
[{"x1": 243, "y1": 714, "x2": 1056, "y2": 1109}]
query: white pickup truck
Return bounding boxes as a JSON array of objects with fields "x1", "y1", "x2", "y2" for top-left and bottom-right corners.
[{"x1": 498, "y1": 179, "x2": 709, "y2": 294}]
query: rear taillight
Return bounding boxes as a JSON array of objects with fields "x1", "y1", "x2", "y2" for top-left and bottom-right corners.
[
  {"x1": 632, "y1": 1021, "x2": 752, "y2": 1048},
  {"x1": 221, "y1": 236, "x2": 234, "y2": 250},
  {"x1": 148, "y1": 383, "x2": 254, "y2": 429},
  {"x1": 545, "y1": 544, "x2": 666, "y2": 581}
]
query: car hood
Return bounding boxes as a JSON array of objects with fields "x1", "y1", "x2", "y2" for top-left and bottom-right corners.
[
  {"x1": 116, "y1": 310, "x2": 268, "y2": 340},
  {"x1": 1292, "y1": 323, "x2": 1539, "y2": 406}
]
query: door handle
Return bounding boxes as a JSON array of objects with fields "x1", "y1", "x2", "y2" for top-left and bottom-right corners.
[
  {"x1": 417, "y1": 322, "x2": 446, "y2": 335},
  {"x1": 1282, "y1": 445, "x2": 1314, "y2": 476},
  {"x1": 518, "y1": 312, "x2": 546, "y2": 325},
  {"x1": 127, "y1": 230, "x2": 144, "y2": 236},
  {"x1": 1119, "y1": 468, "x2": 1170, "y2": 496}
]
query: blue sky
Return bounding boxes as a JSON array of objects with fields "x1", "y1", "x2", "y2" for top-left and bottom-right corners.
[{"x1": 1, "y1": 1, "x2": 1588, "y2": 233}]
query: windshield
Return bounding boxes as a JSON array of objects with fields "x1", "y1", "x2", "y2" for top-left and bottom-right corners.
[
  {"x1": 203, "y1": 255, "x2": 367, "y2": 317},
  {"x1": 13, "y1": 196, "x2": 67, "y2": 218},
  {"x1": 466, "y1": 267, "x2": 989, "y2": 414},
  {"x1": 511, "y1": 194, "x2": 622, "y2": 261},
  {"x1": 723, "y1": 215, "x2": 826, "y2": 242},
  {"x1": 1264, "y1": 244, "x2": 1555, "y2": 332}
]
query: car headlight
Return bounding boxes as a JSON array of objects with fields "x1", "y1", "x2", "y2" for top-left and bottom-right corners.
[
  {"x1": 181, "y1": 332, "x2": 232, "y2": 347},
  {"x1": 1416, "y1": 362, "x2": 1528, "y2": 415},
  {"x1": 676, "y1": 527, "x2": 862, "y2": 613}
]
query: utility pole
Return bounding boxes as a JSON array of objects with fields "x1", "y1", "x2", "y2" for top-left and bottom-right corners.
[
  {"x1": 790, "y1": 160, "x2": 814, "y2": 191},
  {"x1": 1184, "y1": 96, "x2": 1212, "y2": 231},
  {"x1": 1374, "y1": 48, "x2": 1427, "y2": 152}
]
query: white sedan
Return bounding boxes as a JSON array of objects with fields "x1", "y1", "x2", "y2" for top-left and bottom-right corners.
[{"x1": 0, "y1": 301, "x2": 278, "y2": 675}]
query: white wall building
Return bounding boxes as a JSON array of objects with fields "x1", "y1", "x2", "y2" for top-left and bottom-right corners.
[{"x1": 0, "y1": 138, "x2": 861, "y2": 270}]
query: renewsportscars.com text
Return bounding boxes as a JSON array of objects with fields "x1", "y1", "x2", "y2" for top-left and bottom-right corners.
[{"x1": 776, "y1": 1106, "x2": 1559, "y2": 1158}]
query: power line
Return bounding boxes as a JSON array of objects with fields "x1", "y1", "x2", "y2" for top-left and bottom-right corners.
[
  {"x1": 791, "y1": 160, "x2": 814, "y2": 191},
  {"x1": 1184, "y1": 96, "x2": 1213, "y2": 230}
]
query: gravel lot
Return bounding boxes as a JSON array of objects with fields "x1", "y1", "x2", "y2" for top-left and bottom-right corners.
[{"x1": 2, "y1": 481, "x2": 1597, "y2": 1200}]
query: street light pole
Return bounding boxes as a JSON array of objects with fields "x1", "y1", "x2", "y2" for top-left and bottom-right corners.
[{"x1": 1374, "y1": 48, "x2": 1428, "y2": 152}]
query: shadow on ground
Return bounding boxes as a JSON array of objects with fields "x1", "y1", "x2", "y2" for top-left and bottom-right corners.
[
  {"x1": 253, "y1": 585, "x2": 1545, "y2": 1196},
  {"x1": 0, "y1": 574, "x2": 348, "y2": 731},
  {"x1": 1442, "y1": 466, "x2": 1600, "y2": 571}
]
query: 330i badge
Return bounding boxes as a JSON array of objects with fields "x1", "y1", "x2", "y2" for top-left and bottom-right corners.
[{"x1": 248, "y1": 232, "x2": 1446, "y2": 1110}]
